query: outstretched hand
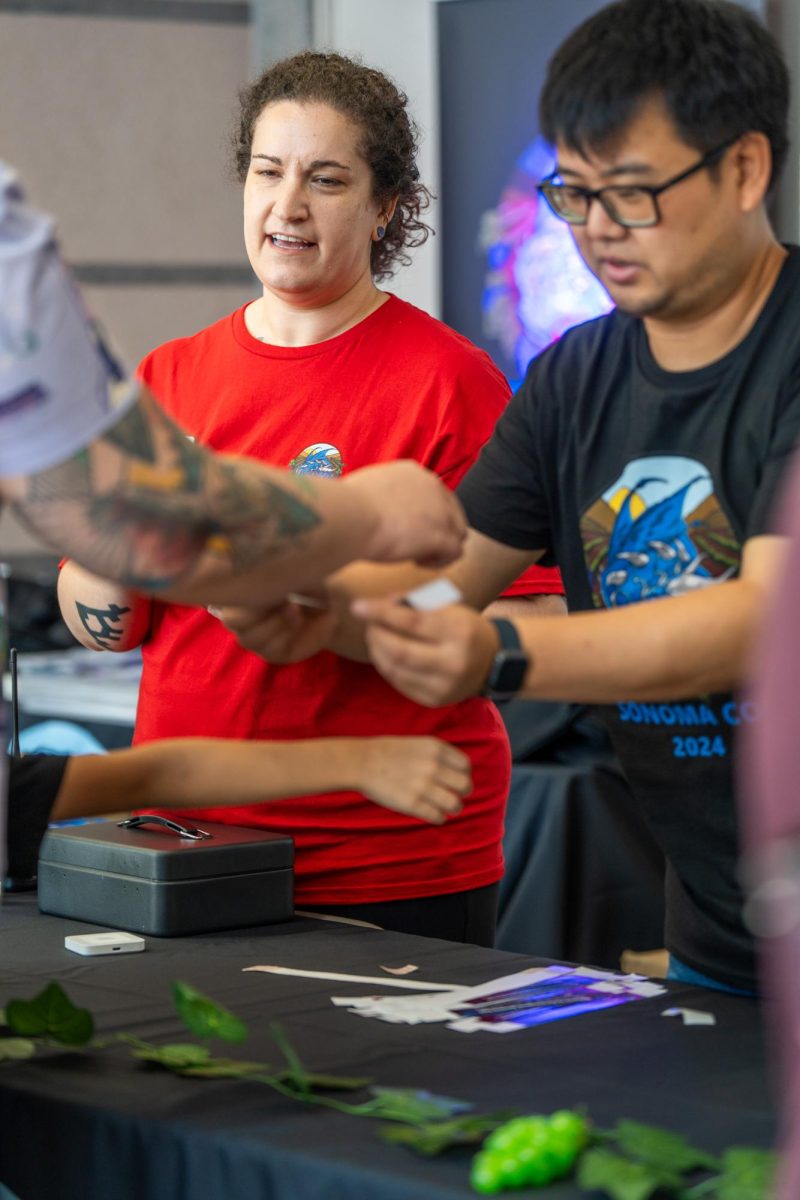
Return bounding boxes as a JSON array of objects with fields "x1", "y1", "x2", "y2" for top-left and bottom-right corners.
[
  {"x1": 345, "y1": 461, "x2": 467, "y2": 568},
  {"x1": 352, "y1": 597, "x2": 500, "y2": 706}
]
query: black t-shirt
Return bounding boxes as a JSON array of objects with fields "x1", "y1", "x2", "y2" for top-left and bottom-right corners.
[
  {"x1": 459, "y1": 246, "x2": 800, "y2": 991},
  {"x1": 7, "y1": 754, "x2": 70, "y2": 881}
]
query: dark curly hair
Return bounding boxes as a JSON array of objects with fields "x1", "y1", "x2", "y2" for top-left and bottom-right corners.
[
  {"x1": 539, "y1": 0, "x2": 789, "y2": 192},
  {"x1": 234, "y1": 51, "x2": 433, "y2": 281}
]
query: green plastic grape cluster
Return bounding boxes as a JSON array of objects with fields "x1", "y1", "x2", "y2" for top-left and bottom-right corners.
[{"x1": 470, "y1": 1110, "x2": 589, "y2": 1194}]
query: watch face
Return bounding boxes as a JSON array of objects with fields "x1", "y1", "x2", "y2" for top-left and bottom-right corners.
[{"x1": 487, "y1": 649, "x2": 528, "y2": 698}]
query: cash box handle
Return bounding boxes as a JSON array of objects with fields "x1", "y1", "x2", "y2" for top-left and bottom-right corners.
[{"x1": 117, "y1": 815, "x2": 212, "y2": 841}]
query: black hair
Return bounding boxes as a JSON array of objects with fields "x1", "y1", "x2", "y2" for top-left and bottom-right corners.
[
  {"x1": 539, "y1": 0, "x2": 789, "y2": 189},
  {"x1": 234, "y1": 51, "x2": 432, "y2": 281}
]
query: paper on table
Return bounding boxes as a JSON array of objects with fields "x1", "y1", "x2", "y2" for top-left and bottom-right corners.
[
  {"x1": 380, "y1": 965, "x2": 419, "y2": 975},
  {"x1": 243, "y1": 965, "x2": 460, "y2": 991},
  {"x1": 448, "y1": 1017, "x2": 522, "y2": 1034},
  {"x1": 626, "y1": 980, "x2": 667, "y2": 998},
  {"x1": 331, "y1": 965, "x2": 666, "y2": 1032},
  {"x1": 662, "y1": 1007, "x2": 717, "y2": 1027}
]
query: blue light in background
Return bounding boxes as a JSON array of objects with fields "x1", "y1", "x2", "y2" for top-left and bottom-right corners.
[{"x1": 480, "y1": 137, "x2": 613, "y2": 385}]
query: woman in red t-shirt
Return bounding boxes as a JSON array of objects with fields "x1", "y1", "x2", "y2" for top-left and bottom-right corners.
[{"x1": 58, "y1": 52, "x2": 563, "y2": 944}]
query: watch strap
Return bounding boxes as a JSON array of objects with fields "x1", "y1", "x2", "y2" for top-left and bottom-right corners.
[
  {"x1": 490, "y1": 617, "x2": 523, "y2": 654},
  {"x1": 482, "y1": 617, "x2": 529, "y2": 700}
]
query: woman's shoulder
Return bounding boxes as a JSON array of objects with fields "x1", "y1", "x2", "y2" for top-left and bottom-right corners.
[
  {"x1": 379, "y1": 296, "x2": 506, "y2": 378},
  {"x1": 138, "y1": 309, "x2": 241, "y2": 381}
]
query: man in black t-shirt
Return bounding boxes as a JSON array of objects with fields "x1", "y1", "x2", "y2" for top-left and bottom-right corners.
[{"x1": 350, "y1": 0, "x2": 799, "y2": 993}]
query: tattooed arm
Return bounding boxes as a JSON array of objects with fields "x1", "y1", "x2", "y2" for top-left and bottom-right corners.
[
  {"x1": 57, "y1": 563, "x2": 151, "y2": 652},
  {"x1": 0, "y1": 388, "x2": 466, "y2": 606}
]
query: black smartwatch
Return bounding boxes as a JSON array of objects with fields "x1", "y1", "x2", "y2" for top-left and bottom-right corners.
[{"x1": 482, "y1": 618, "x2": 529, "y2": 701}]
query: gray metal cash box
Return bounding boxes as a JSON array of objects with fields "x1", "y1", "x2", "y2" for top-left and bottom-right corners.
[{"x1": 37, "y1": 815, "x2": 294, "y2": 936}]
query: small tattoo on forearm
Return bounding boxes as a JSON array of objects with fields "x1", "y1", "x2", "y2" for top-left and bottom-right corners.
[{"x1": 76, "y1": 601, "x2": 131, "y2": 649}]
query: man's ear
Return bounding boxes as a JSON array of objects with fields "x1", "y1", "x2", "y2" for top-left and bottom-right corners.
[{"x1": 733, "y1": 131, "x2": 773, "y2": 213}]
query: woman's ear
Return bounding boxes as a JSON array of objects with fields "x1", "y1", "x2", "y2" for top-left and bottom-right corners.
[{"x1": 382, "y1": 196, "x2": 400, "y2": 229}]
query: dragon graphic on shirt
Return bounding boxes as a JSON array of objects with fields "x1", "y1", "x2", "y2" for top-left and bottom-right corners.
[
  {"x1": 580, "y1": 457, "x2": 740, "y2": 609},
  {"x1": 289, "y1": 442, "x2": 344, "y2": 477}
]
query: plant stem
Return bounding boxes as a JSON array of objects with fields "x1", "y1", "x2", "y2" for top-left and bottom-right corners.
[
  {"x1": 269, "y1": 1021, "x2": 311, "y2": 1097},
  {"x1": 247, "y1": 1073, "x2": 375, "y2": 1115},
  {"x1": 680, "y1": 1177, "x2": 721, "y2": 1199}
]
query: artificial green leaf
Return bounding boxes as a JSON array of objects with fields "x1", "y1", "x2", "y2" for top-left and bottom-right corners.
[
  {"x1": 171, "y1": 982, "x2": 247, "y2": 1044},
  {"x1": 0, "y1": 1038, "x2": 37, "y2": 1061},
  {"x1": 366, "y1": 1088, "x2": 473, "y2": 1125},
  {"x1": 177, "y1": 1058, "x2": 269, "y2": 1079},
  {"x1": 612, "y1": 1119, "x2": 720, "y2": 1173},
  {"x1": 6, "y1": 982, "x2": 94, "y2": 1045},
  {"x1": 132, "y1": 1043, "x2": 213, "y2": 1069},
  {"x1": 380, "y1": 1111, "x2": 515, "y2": 1156},
  {"x1": 131, "y1": 1037, "x2": 269, "y2": 1079},
  {"x1": 577, "y1": 1147, "x2": 683, "y2": 1200},
  {"x1": 277, "y1": 1070, "x2": 372, "y2": 1092},
  {"x1": 713, "y1": 1146, "x2": 778, "y2": 1200}
]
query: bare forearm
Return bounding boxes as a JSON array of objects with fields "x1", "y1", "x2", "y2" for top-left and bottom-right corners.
[
  {"x1": 485, "y1": 594, "x2": 567, "y2": 620},
  {"x1": 54, "y1": 735, "x2": 469, "y2": 827},
  {"x1": 147, "y1": 738, "x2": 370, "y2": 805},
  {"x1": 517, "y1": 579, "x2": 763, "y2": 703},
  {"x1": 52, "y1": 738, "x2": 370, "y2": 818}
]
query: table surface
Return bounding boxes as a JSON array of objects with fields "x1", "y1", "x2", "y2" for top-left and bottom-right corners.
[{"x1": 0, "y1": 896, "x2": 776, "y2": 1200}]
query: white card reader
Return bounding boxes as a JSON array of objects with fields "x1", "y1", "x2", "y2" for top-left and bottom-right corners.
[{"x1": 64, "y1": 931, "x2": 145, "y2": 956}]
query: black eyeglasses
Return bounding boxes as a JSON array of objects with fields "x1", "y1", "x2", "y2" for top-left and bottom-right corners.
[{"x1": 537, "y1": 136, "x2": 739, "y2": 228}]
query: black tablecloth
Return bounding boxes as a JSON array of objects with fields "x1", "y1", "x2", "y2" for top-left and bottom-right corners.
[{"x1": 0, "y1": 896, "x2": 774, "y2": 1200}]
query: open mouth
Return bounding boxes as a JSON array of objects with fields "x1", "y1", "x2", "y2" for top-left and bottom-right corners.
[
  {"x1": 268, "y1": 233, "x2": 315, "y2": 250},
  {"x1": 600, "y1": 258, "x2": 641, "y2": 284}
]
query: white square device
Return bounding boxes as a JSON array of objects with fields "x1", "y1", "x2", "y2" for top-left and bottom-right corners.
[{"x1": 64, "y1": 931, "x2": 145, "y2": 956}]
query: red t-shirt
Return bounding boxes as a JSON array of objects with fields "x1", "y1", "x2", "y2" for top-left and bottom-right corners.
[{"x1": 135, "y1": 296, "x2": 560, "y2": 904}]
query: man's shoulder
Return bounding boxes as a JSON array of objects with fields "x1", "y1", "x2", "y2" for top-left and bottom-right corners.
[
  {"x1": 522, "y1": 309, "x2": 628, "y2": 391},
  {"x1": 551, "y1": 307, "x2": 625, "y2": 355},
  {"x1": 763, "y1": 245, "x2": 800, "y2": 345}
]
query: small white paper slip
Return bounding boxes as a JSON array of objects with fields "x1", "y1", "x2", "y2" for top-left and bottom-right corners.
[
  {"x1": 662, "y1": 1007, "x2": 717, "y2": 1027},
  {"x1": 380, "y1": 964, "x2": 419, "y2": 975},
  {"x1": 243, "y1": 965, "x2": 460, "y2": 991},
  {"x1": 330, "y1": 996, "x2": 383, "y2": 1008},
  {"x1": 447, "y1": 1017, "x2": 523, "y2": 1034},
  {"x1": 446, "y1": 1018, "x2": 485, "y2": 1034},
  {"x1": 626, "y1": 981, "x2": 667, "y2": 998},
  {"x1": 285, "y1": 592, "x2": 329, "y2": 611},
  {"x1": 403, "y1": 579, "x2": 463, "y2": 611},
  {"x1": 576, "y1": 967, "x2": 627, "y2": 981}
]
